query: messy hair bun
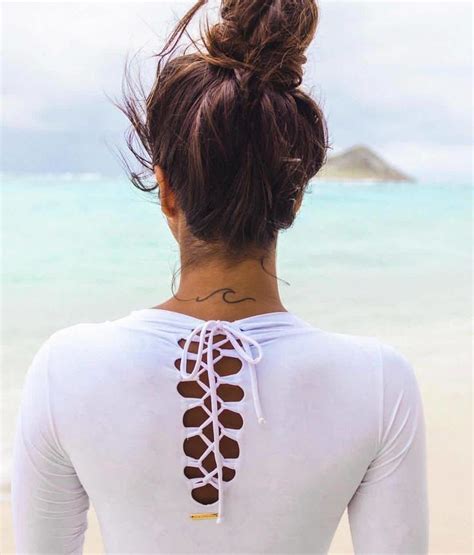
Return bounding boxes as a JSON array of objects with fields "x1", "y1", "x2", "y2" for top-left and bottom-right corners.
[
  {"x1": 203, "y1": 0, "x2": 318, "y2": 95},
  {"x1": 119, "y1": 0, "x2": 329, "y2": 255}
]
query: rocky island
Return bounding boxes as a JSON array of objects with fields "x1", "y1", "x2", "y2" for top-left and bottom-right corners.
[{"x1": 316, "y1": 144, "x2": 415, "y2": 182}]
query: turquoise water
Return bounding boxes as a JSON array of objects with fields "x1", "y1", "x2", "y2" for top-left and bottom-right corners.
[
  {"x1": 1, "y1": 175, "x2": 472, "y2": 493},
  {"x1": 2, "y1": 176, "x2": 470, "y2": 335}
]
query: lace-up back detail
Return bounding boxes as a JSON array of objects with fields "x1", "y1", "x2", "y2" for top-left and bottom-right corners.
[{"x1": 174, "y1": 319, "x2": 265, "y2": 524}]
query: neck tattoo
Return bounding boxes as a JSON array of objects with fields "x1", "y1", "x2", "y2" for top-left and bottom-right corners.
[{"x1": 177, "y1": 287, "x2": 256, "y2": 305}]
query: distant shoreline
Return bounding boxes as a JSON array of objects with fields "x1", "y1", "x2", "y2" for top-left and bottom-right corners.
[{"x1": 318, "y1": 144, "x2": 415, "y2": 183}]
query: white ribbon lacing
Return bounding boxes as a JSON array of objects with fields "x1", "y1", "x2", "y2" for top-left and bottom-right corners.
[{"x1": 178, "y1": 319, "x2": 265, "y2": 524}]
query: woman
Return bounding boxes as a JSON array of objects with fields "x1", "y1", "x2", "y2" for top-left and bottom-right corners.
[{"x1": 11, "y1": 0, "x2": 429, "y2": 553}]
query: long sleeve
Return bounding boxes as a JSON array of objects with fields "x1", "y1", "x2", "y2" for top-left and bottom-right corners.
[
  {"x1": 347, "y1": 341, "x2": 429, "y2": 554},
  {"x1": 11, "y1": 335, "x2": 90, "y2": 555}
]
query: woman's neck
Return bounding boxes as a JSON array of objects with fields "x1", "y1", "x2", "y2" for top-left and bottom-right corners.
[{"x1": 153, "y1": 244, "x2": 287, "y2": 322}]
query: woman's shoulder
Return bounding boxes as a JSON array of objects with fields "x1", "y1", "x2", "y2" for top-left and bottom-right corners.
[
  {"x1": 43, "y1": 319, "x2": 116, "y2": 351},
  {"x1": 292, "y1": 318, "x2": 420, "y2": 389},
  {"x1": 32, "y1": 314, "x2": 142, "y2": 371},
  {"x1": 321, "y1": 327, "x2": 423, "y2": 413},
  {"x1": 37, "y1": 311, "x2": 420, "y2": 394},
  {"x1": 41, "y1": 309, "x2": 162, "y2": 352}
]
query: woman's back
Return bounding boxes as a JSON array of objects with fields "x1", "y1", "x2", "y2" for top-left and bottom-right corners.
[{"x1": 12, "y1": 308, "x2": 428, "y2": 553}]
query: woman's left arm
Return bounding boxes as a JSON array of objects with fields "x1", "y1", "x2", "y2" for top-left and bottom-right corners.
[{"x1": 11, "y1": 336, "x2": 90, "y2": 554}]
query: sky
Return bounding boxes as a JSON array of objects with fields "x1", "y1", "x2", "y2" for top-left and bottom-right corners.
[{"x1": 1, "y1": 0, "x2": 472, "y2": 182}]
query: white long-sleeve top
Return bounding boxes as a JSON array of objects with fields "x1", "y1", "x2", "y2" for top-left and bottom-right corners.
[{"x1": 11, "y1": 308, "x2": 429, "y2": 554}]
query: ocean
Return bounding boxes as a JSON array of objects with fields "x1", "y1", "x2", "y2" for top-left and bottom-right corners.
[{"x1": 1, "y1": 175, "x2": 472, "y2": 550}]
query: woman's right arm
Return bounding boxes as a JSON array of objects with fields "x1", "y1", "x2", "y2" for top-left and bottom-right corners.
[
  {"x1": 347, "y1": 341, "x2": 429, "y2": 554},
  {"x1": 11, "y1": 335, "x2": 90, "y2": 554}
]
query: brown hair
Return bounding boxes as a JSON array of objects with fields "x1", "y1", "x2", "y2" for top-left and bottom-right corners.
[{"x1": 118, "y1": 0, "x2": 329, "y2": 257}]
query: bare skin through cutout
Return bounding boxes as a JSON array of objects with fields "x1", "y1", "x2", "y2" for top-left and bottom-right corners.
[{"x1": 175, "y1": 334, "x2": 244, "y2": 505}]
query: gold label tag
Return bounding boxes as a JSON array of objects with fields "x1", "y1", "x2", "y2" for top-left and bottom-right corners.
[{"x1": 190, "y1": 512, "x2": 218, "y2": 520}]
